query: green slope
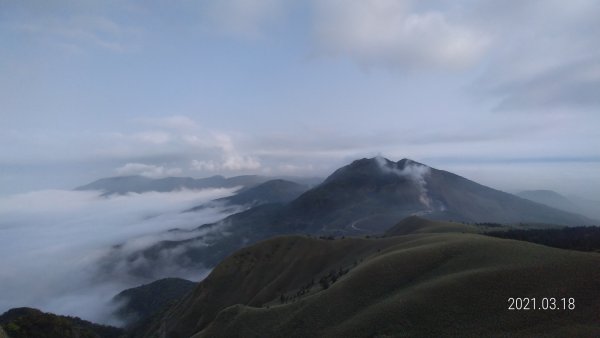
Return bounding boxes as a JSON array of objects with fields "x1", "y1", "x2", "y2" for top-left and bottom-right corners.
[{"x1": 149, "y1": 219, "x2": 600, "y2": 338}]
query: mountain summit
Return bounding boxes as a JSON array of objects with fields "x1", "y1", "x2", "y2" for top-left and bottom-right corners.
[
  {"x1": 287, "y1": 157, "x2": 441, "y2": 232},
  {"x1": 288, "y1": 157, "x2": 592, "y2": 233},
  {"x1": 325, "y1": 157, "x2": 436, "y2": 209}
]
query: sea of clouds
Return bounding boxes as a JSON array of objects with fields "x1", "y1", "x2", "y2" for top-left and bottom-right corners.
[{"x1": 0, "y1": 187, "x2": 238, "y2": 325}]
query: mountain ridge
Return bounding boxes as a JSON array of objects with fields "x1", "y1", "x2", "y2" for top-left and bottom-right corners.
[
  {"x1": 286, "y1": 157, "x2": 593, "y2": 231},
  {"x1": 104, "y1": 157, "x2": 595, "y2": 286},
  {"x1": 75, "y1": 174, "x2": 322, "y2": 197},
  {"x1": 74, "y1": 175, "x2": 270, "y2": 196}
]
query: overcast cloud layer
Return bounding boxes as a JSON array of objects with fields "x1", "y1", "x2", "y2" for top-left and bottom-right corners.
[
  {"x1": 0, "y1": 188, "x2": 237, "y2": 324},
  {"x1": 1, "y1": 1, "x2": 599, "y2": 197}
]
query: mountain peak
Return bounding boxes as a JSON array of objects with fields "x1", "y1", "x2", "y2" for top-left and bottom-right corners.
[
  {"x1": 292, "y1": 156, "x2": 592, "y2": 231},
  {"x1": 397, "y1": 158, "x2": 427, "y2": 168},
  {"x1": 325, "y1": 157, "x2": 428, "y2": 184},
  {"x1": 349, "y1": 156, "x2": 391, "y2": 168}
]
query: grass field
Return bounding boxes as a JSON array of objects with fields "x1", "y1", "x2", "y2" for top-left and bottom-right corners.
[{"x1": 151, "y1": 218, "x2": 600, "y2": 338}]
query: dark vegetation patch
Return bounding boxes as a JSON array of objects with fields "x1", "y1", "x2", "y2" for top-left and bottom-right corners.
[
  {"x1": 279, "y1": 264, "x2": 355, "y2": 305},
  {"x1": 486, "y1": 226, "x2": 600, "y2": 252},
  {"x1": 474, "y1": 222, "x2": 504, "y2": 228},
  {"x1": 0, "y1": 308, "x2": 123, "y2": 338}
]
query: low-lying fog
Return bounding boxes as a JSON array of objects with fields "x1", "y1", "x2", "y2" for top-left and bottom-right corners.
[{"x1": 0, "y1": 188, "x2": 238, "y2": 325}]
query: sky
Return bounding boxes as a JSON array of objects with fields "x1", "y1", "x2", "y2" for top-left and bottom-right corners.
[{"x1": 1, "y1": 0, "x2": 600, "y2": 199}]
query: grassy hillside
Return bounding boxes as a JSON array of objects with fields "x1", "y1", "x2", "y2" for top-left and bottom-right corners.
[
  {"x1": 149, "y1": 219, "x2": 600, "y2": 338},
  {"x1": 153, "y1": 235, "x2": 403, "y2": 338}
]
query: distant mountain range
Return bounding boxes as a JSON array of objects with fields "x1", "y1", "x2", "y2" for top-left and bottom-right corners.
[
  {"x1": 75, "y1": 174, "x2": 321, "y2": 196},
  {"x1": 517, "y1": 189, "x2": 575, "y2": 210},
  {"x1": 517, "y1": 189, "x2": 600, "y2": 220},
  {"x1": 75, "y1": 175, "x2": 270, "y2": 196},
  {"x1": 101, "y1": 157, "x2": 594, "y2": 281}
]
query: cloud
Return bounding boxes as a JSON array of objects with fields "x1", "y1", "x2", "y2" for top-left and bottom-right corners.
[
  {"x1": 313, "y1": 0, "x2": 489, "y2": 70},
  {"x1": 86, "y1": 116, "x2": 262, "y2": 175},
  {"x1": 189, "y1": 131, "x2": 261, "y2": 172},
  {"x1": 191, "y1": 154, "x2": 261, "y2": 172},
  {"x1": 0, "y1": 115, "x2": 265, "y2": 182},
  {"x1": 467, "y1": 0, "x2": 600, "y2": 111},
  {"x1": 191, "y1": 160, "x2": 219, "y2": 172},
  {"x1": 311, "y1": 0, "x2": 600, "y2": 110},
  {"x1": 0, "y1": 188, "x2": 238, "y2": 325},
  {"x1": 221, "y1": 154, "x2": 261, "y2": 170},
  {"x1": 115, "y1": 163, "x2": 182, "y2": 178},
  {"x1": 485, "y1": 57, "x2": 600, "y2": 111}
]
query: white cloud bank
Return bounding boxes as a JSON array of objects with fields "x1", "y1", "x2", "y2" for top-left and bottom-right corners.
[
  {"x1": 191, "y1": 155, "x2": 261, "y2": 172},
  {"x1": 115, "y1": 162, "x2": 182, "y2": 178},
  {"x1": 0, "y1": 188, "x2": 238, "y2": 325}
]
